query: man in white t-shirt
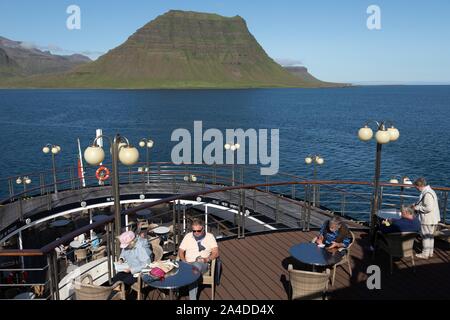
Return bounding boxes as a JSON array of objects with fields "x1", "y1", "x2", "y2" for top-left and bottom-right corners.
[{"x1": 178, "y1": 218, "x2": 219, "y2": 300}]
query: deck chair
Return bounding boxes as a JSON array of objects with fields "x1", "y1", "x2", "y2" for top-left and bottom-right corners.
[
  {"x1": 74, "y1": 248, "x2": 88, "y2": 264},
  {"x1": 72, "y1": 274, "x2": 125, "y2": 300},
  {"x1": 132, "y1": 243, "x2": 164, "y2": 300},
  {"x1": 137, "y1": 218, "x2": 149, "y2": 231},
  {"x1": 201, "y1": 258, "x2": 217, "y2": 300},
  {"x1": 148, "y1": 223, "x2": 159, "y2": 231},
  {"x1": 435, "y1": 223, "x2": 450, "y2": 247},
  {"x1": 288, "y1": 265, "x2": 330, "y2": 300},
  {"x1": 90, "y1": 246, "x2": 106, "y2": 260},
  {"x1": 373, "y1": 231, "x2": 418, "y2": 274},
  {"x1": 331, "y1": 231, "x2": 355, "y2": 286}
]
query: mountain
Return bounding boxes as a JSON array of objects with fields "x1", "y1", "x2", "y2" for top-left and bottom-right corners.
[
  {"x1": 0, "y1": 36, "x2": 91, "y2": 77},
  {"x1": 0, "y1": 11, "x2": 343, "y2": 88},
  {"x1": 284, "y1": 66, "x2": 347, "y2": 87},
  {"x1": 0, "y1": 47, "x2": 21, "y2": 77},
  {"x1": 284, "y1": 66, "x2": 323, "y2": 83}
]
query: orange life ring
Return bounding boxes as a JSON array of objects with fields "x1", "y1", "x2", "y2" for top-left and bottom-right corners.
[{"x1": 96, "y1": 166, "x2": 110, "y2": 181}]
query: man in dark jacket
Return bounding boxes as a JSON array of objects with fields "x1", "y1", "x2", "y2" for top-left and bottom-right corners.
[{"x1": 379, "y1": 206, "x2": 420, "y2": 234}]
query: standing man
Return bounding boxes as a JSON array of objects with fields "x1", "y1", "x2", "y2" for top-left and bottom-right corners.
[
  {"x1": 178, "y1": 219, "x2": 219, "y2": 300},
  {"x1": 412, "y1": 178, "x2": 441, "y2": 259}
]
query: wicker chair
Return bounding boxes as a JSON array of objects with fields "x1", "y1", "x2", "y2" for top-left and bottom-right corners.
[
  {"x1": 132, "y1": 243, "x2": 164, "y2": 300},
  {"x1": 74, "y1": 248, "x2": 88, "y2": 264},
  {"x1": 373, "y1": 231, "x2": 418, "y2": 274},
  {"x1": 287, "y1": 265, "x2": 330, "y2": 300},
  {"x1": 331, "y1": 231, "x2": 355, "y2": 286},
  {"x1": 137, "y1": 219, "x2": 149, "y2": 231},
  {"x1": 149, "y1": 237, "x2": 161, "y2": 249},
  {"x1": 90, "y1": 246, "x2": 106, "y2": 260},
  {"x1": 202, "y1": 258, "x2": 217, "y2": 300},
  {"x1": 152, "y1": 244, "x2": 164, "y2": 262},
  {"x1": 72, "y1": 274, "x2": 125, "y2": 300},
  {"x1": 435, "y1": 223, "x2": 450, "y2": 247}
]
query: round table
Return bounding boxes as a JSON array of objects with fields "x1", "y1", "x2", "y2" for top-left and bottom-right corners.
[
  {"x1": 289, "y1": 243, "x2": 343, "y2": 271},
  {"x1": 377, "y1": 209, "x2": 401, "y2": 220},
  {"x1": 142, "y1": 261, "x2": 202, "y2": 299},
  {"x1": 152, "y1": 226, "x2": 170, "y2": 244},
  {"x1": 70, "y1": 240, "x2": 83, "y2": 249},
  {"x1": 137, "y1": 209, "x2": 152, "y2": 219},
  {"x1": 92, "y1": 215, "x2": 110, "y2": 222},
  {"x1": 50, "y1": 219, "x2": 71, "y2": 228},
  {"x1": 153, "y1": 226, "x2": 170, "y2": 235},
  {"x1": 14, "y1": 292, "x2": 35, "y2": 299}
]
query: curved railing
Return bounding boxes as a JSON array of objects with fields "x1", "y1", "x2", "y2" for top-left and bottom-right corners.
[
  {"x1": 2, "y1": 162, "x2": 450, "y2": 226},
  {"x1": 1, "y1": 172, "x2": 450, "y2": 300}
]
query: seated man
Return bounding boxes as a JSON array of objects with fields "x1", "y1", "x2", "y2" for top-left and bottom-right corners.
[
  {"x1": 112, "y1": 231, "x2": 152, "y2": 287},
  {"x1": 315, "y1": 216, "x2": 351, "y2": 249},
  {"x1": 379, "y1": 206, "x2": 420, "y2": 234},
  {"x1": 178, "y1": 219, "x2": 219, "y2": 300}
]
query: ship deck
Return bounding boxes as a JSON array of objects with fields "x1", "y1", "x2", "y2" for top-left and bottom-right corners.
[{"x1": 187, "y1": 230, "x2": 450, "y2": 300}]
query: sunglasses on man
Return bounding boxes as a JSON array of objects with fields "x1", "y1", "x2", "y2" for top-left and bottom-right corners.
[{"x1": 193, "y1": 228, "x2": 204, "y2": 234}]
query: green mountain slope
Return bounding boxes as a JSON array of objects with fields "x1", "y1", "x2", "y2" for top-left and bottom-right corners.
[{"x1": 0, "y1": 10, "x2": 343, "y2": 88}]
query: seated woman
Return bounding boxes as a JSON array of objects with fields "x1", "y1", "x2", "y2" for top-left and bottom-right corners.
[
  {"x1": 111, "y1": 231, "x2": 152, "y2": 286},
  {"x1": 379, "y1": 206, "x2": 420, "y2": 234},
  {"x1": 315, "y1": 216, "x2": 351, "y2": 249}
]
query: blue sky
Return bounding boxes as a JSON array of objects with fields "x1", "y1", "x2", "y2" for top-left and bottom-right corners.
[{"x1": 0, "y1": 0, "x2": 449, "y2": 83}]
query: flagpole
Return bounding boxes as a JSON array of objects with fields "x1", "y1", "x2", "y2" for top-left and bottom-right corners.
[
  {"x1": 78, "y1": 137, "x2": 92, "y2": 239},
  {"x1": 77, "y1": 138, "x2": 86, "y2": 187}
]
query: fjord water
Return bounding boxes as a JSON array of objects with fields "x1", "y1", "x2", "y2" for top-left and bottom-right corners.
[{"x1": 0, "y1": 86, "x2": 449, "y2": 218}]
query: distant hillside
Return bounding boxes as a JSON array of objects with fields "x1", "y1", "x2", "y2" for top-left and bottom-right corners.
[
  {"x1": 0, "y1": 36, "x2": 91, "y2": 77},
  {"x1": 0, "y1": 11, "x2": 343, "y2": 89},
  {"x1": 283, "y1": 66, "x2": 347, "y2": 87},
  {"x1": 0, "y1": 47, "x2": 21, "y2": 77}
]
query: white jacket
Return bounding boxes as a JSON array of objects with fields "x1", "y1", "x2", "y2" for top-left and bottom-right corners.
[{"x1": 415, "y1": 186, "x2": 441, "y2": 225}]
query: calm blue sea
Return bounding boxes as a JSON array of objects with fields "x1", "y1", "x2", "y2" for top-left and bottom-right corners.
[{"x1": 1, "y1": 86, "x2": 450, "y2": 215}]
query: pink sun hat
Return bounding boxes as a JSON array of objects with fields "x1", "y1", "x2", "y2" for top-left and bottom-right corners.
[{"x1": 118, "y1": 231, "x2": 135, "y2": 249}]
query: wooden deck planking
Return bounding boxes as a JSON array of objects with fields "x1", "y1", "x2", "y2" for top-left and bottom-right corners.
[{"x1": 196, "y1": 230, "x2": 450, "y2": 300}]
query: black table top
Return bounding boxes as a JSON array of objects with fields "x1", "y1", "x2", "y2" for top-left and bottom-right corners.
[
  {"x1": 137, "y1": 209, "x2": 152, "y2": 218},
  {"x1": 92, "y1": 214, "x2": 110, "y2": 222},
  {"x1": 142, "y1": 261, "x2": 202, "y2": 290},
  {"x1": 49, "y1": 219, "x2": 71, "y2": 227},
  {"x1": 289, "y1": 243, "x2": 344, "y2": 267}
]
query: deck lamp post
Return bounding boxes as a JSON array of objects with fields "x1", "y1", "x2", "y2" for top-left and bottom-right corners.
[
  {"x1": 225, "y1": 143, "x2": 240, "y2": 186},
  {"x1": 358, "y1": 121, "x2": 400, "y2": 239},
  {"x1": 139, "y1": 138, "x2": 154, "y2": 184},
  {"x1": 184, "y1": 174, "x2": 197, "y2": 183},
  {"x1": 305, "y1": 155, "x2": 324, "y2": 207},
  {"x1": 84, "y1": 134, "x2": 139, "y2": 256},
  {"x1": 389, "y1": 175, "x2": 412, "y2": 185},
  {"x1": 16, "y1": 176, "x2": 31, "y2": 196},
  {"x1": 42, "y1": 144, "x2": 61, "y2": 194},
  {"x1": 389, "y1": 175, "x2": 413, "y2": 207}
]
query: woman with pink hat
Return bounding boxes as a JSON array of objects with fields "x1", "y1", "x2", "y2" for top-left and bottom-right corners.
[{"x1": 111, "y1": 231, "x2": 152, "y2": 287}]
